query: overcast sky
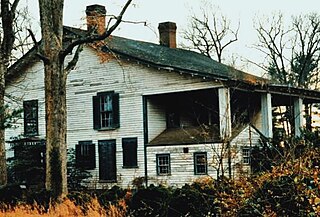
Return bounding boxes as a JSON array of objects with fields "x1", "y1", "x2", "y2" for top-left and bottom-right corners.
[{"x1": 25, "y1": 0, "x2": 319, "y2": 74}]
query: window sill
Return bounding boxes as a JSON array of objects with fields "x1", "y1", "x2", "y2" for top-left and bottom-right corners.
[
  {"x1": 157, "y1": 174, "x2": 171, "y2": 176},
  {"x1": 96, "y1": 127, "x2": 118, "y2": 131},
  {"x1": 99, "y1": 180, "x2": 117, "y2": 183},
  {"x1": 122, "y1": 166, "x2": 139, "y2": 169}
]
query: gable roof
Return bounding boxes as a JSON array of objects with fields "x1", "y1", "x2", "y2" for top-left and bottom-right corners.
[
  {"x1": 102, "y1": 35, "x2": 267, "y2": 85},
  {"x1": 62, "y1": 26, "x2": 267, "y2": 85},
  {"x1": 6, "y1": 26, "x2": 320, "y2": 103}
]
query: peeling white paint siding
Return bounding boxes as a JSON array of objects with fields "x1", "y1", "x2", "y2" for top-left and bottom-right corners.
[
  {"x1": 230, "y1": 125, "x2": 262, "y2": 176},
  {"x1": 147, "y1": 144, "x2": 220, "y2": 187},
  {"x1": 147, "y1": 100, "x2": 166, "y2": 142},
  {"x1": 6, "y1": 47, "x2": 223, "y2": 188}
]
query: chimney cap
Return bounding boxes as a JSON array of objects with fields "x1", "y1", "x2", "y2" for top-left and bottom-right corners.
[
  {"x1": 86, "y1": 4, "x2": 106, "y2": 16},
  {"x1": 158, "y1": 22, "x2": 177, "y2": 31}
]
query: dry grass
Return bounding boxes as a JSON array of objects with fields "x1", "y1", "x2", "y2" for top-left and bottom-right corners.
[{"x1": 0, "y1": 197, "x2": 128, "y2": 217}]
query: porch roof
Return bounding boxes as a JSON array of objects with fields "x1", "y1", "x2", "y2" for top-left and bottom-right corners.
[{"x1": 148, "y1": 125, "x2": 220, "y2": 146}]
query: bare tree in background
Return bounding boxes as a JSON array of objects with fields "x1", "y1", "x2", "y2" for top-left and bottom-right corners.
[
  {"x1": 0, "y1": 0, "x2": 34, "y2": 186},
  {"x1": 35, "y1": 0, "x2": 132, "y2": 198},
  {"x1": 182, "y1": 4, "x2": 239, "y2": 63},
  {"x1": 255, "y1": 13, "x2": 320, "y2": 89},
  {"x1": 255, "y1": 13, "x2": 320, "y2": 134}
]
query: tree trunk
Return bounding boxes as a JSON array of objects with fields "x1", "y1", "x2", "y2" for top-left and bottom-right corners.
[
  {"x1": 39, "y1": 0, "x2": 67, "y2": 198},
  {"x1": 44, "y1": 57, "x2": 67, "y2": 197},
  {"x1": 0, "y1": 58, "x2": 7, "y2": 186}
]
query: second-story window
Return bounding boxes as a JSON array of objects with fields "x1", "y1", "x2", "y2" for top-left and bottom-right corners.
[
  {"x1": 93, "y1": 91, "x2": 120, "y2": 130},
  {"x1": 23, "y1": 100, "x2": 38, "y2": 136}
]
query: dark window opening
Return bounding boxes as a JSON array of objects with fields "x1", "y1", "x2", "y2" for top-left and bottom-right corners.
[
  {"x1": 93, "y1": 92, "x2": 119, "y2": 130},
  {"x1": 23, "y1": 100, "x2": 38, "y2": 136},
  {"x1": 75, "y1": 140, "x2": 96, "y2": 170},
  {"x1": 98, "y1": 139, "x2": 116, "y2": 182},
  {"x1": 122, "y1": 137, "x2": 138, "y2": 168}
]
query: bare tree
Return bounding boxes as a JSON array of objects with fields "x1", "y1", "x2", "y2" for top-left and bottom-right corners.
[
  {"x1": 255, "y1": 13, "x2": 320, "y2": 89},
  {"x1": 182, "y1": 4, "x2": 239, "y2": 63},
  {"x1": 0, "y1": 0, "x2": 28, "y2": 186},
  {"x1": 255, "y1": 13, "x2": 320, "y2": 134},
  {"x1": 35, "y1": 0, "x2": 132, "y2": 198}
]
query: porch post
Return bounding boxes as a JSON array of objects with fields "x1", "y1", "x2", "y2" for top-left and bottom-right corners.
[
  {"x1": 261, "y1": 93, "x2": 273, "y2": 139},
  {"x1": 294, "y1": 97, "x2": 303, "y2": 137},
  {"x1": 218, "y1": 87, "x2": 231, "y2": 140}
]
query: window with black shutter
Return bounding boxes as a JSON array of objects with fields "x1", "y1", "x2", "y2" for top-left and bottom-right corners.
[
  {"x1": 23, "y1": 100, "x2": 38, "y2": 136},
  {"x1": 93, "y1": 91, "x2": 120, "y2": 130},
  {"x1": 75, "y1": 140, "x2": 96, "y2": 169},
  {"x1": 122, "y1": 138, "x2": 138, "y2": 168}
]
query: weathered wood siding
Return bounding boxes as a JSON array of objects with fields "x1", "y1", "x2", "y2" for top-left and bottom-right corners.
[
  {"x1": 146, "y1": 125, "x2": 262, "y2": 187},
  {"x1": 147, "y1": 143, "x2": 221, "y2": 187},
  {"x1": 6, "y1": 46, "x2": 223, "y2": 188}
]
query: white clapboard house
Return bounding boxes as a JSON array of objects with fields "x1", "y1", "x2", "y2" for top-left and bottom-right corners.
[{"x1": 5, "y1": 5, "x2": 320, "y2": 188}]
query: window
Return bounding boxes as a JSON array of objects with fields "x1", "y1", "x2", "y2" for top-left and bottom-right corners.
[
  {"x1": 98, "y1": 140, "x2": 116, "y2": 181},
  {"x1": 194, "y1": 152, "x2": 207, "y2": 175},
  {"x1": 156, "y1": 154, "x2": 170, "y2": 175},
  {"x1": 122, "y1": 138, "x2": 138, "y2": 168},
  {"x1": 242, "y1": 148, "x2": 251, "y2": 165},
  {"x1": 166, "y1": 109, "x2": 180, "y2": 128},
  {"x1": 75, "y1": 140, "x2": 96, "y2": 169},
  {"x1": 93, "y1": 91, "x2": 119, "y2": 130},
  {"x1": 23, "y1": 100, "x2": 38, "y2": 136}
]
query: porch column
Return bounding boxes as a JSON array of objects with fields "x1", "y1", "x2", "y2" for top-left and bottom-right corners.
[
  {"x1": 218, "y1": 87, "x2": 231, "y2": 139},
  {"x1": 261, "y1": 93, "x2": 273, "y2": 139},
  {"x1": 294, "y1": 97, "x2": 303, "y2": 137}
]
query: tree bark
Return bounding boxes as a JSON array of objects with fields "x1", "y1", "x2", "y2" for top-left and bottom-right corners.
[
  {"x1": 0, "y1": 57, "x2": 7, "y2": 186},
  {"x1": 38, "y1": 0, "x2": 67, "y2": 197}
]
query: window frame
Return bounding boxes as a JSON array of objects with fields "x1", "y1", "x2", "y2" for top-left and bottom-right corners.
[
  {"x1": 242, "y1": 147, "x2": 251, "y2": 165},
  {"x1": 93, "y1": 91, "x2": 120, "y2": 130},
  {"x1": 75, "y1": 140, "x2": 96, "y2": 170},
  {"x1": 194, "y1": 152, "x2": 208, "y2": 175},
  {"x1": 156, "y1": 154, "x2": 171, "y2": 175},
  {"x1": 23, "y1": 100, "x2": 39, "y2": 136},
  {"x1": 122, "y1": 137, "x2": 138, "y2": 168}
]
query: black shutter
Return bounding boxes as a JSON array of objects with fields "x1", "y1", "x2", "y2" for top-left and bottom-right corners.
[
  {"x1": 112, "y1": 93, "x2": 120, "y2": 128},
  {"x1": 88, "y1": 144, "x2": 96, "y2": 169},
  {"x1": 93, "y1": 95, "x2": 101, "y2": 129},
  {"x1": 122, "y1": 138, "x2": 137, "y2": 167}
]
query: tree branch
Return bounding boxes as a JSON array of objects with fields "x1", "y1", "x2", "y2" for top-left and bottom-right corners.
[
  {"x1": 27, "y1": 28, "x2": 49, "y2": 63},
  {"x1": 61, "y1": 0, "x2": 132, "y2": 58}
]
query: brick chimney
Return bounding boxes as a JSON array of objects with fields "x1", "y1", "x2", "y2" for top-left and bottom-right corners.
[
  {"x1": 158, "y1": 22, "x2": 177, "y2": 48},
  {"x1": 86, "y1": 4, "x2": 106, "y2": 35}
]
